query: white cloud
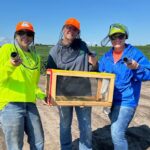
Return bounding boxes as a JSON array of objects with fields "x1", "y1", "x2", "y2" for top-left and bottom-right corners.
[{"x1": 0, "y1": 37, "x2": 12, "y2": 46}]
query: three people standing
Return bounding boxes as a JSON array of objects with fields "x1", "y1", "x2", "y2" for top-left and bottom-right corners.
[{"x1": 1, "y1": 19, "x2": 149, "y2": 150}]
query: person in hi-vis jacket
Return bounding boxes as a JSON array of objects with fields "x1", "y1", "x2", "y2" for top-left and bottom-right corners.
[{"x1": 0, "y1": 21, "x2": 45, "y2": 150}]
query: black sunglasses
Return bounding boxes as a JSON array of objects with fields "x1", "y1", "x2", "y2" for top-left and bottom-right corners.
[
  {"x1": 65, "y1": 25, "x2": 79, "y2": 32},
  {"x1": 16, "y1": 30, "x2": 34, "y2": 37},
  {"x1": 110, "y1": 34, "x2": 126, "y2": 41}
]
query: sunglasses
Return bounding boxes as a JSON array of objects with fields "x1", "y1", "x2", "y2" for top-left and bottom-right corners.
[
  {"x1": 109, "y1": 34, "x2": 126, "y2": 41},
  {"x1": 16, "y1": 30, "x2": 34, "y2": 37},
  {"x1": 65, "y1": 25, "x2": 79, "y2": 32}
]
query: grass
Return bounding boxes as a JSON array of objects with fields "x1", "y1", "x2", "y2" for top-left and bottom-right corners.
[
  {"x1": 37, "y1": 45, "x2": 150, "y2": 60},
  {"x1": 135, "y1": 46, "x2": 150, "y2": 59},
  {"x1": 35, "y1": 45, "x2": 150, "y2": 74},
  {"x1": 1, "y1": 44, "x2": 149, "y2": 74}
]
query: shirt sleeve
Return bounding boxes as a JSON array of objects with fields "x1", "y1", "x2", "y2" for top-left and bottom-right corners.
[
  {"x1": 98, "y1": 55, "x2": 106, "y2": 72},
  {"x1": 35, "y1": 87, "x2": 46, "y2": 100},
  {"x1": 35, "y1": 55, "x2": 46, "y2": 100},
  {"x1": 0, "y1": 44, "x2": 17, "y2": 82},
  {"x1": 46, "y1": 46, "x2": 57, "y2": 69},
  {"x1": 132, "y1": 50, "x2": 150, "y2": 81}
]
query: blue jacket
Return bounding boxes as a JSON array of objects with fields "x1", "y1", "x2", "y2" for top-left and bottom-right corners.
[{"x1": 98, "y1": 44, "x2": 150, "y2": 107}]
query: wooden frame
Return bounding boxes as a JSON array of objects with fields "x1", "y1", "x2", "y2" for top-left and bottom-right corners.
[{"x1": 46, "y1": 69, "x2": 115, "y2": 106}]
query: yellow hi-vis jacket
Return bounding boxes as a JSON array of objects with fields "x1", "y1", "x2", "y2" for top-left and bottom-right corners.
[{"x1": 0, "y1": 43, "x2": 45, "y2": 110}]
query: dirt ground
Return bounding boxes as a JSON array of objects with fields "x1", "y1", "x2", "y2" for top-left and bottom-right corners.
[{"x1": 0, "y1": 76, "x2": 150, "y2": 150}]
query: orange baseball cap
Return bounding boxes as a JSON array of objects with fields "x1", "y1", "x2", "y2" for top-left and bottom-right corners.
[
  {"x1": 16, "y1": 21, "x2": 34, "y2": 32},
  {"x1": 65, "y1": 18, "x2": 80, "y2": 30}
]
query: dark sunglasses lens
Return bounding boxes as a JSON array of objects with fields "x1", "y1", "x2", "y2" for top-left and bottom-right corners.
[
  {"x1": 26, "y1": 32, "x2": 34, "y2": 37},
  {"x1": 110, "y1": 34, "x2": 125, "y2": 40},
  {"x1": 17, "y1": 31, "x2": 34, "y2": 37},
  {"x1": 17, "y1": 31, "x2": 25, "y2": 36},
  {"x1": 66, "y1": 25, "x2": 78, "y2": 32},
  {"x1": 118, "y1": 34, "x2": 125, "y2": 39}
]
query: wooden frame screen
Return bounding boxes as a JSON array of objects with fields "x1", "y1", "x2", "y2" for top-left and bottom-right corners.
[{"x1": 46, "y1": 69, "x2": 115, "y2": 106}]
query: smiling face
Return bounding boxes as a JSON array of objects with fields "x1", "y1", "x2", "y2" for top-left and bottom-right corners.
[
  {"x1": 15, "y1": 30, "x2": 34, "y2": 51},
  {"x1": 62, "y1": 25, "x2": 79, "y2": 45},
  {"x1": 110, "y1": 33, "x2": 126, "y2": 51}
]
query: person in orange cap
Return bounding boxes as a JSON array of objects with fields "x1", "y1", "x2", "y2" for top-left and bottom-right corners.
[
  {"x1": 0, "y1": 21, "x2": 45, "y2": 150},
  {"x1": 47, "y1": 18, "x2": 97, "y2": 150}
]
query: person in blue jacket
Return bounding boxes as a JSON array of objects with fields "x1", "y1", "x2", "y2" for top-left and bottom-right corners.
[{"x1": 98, "y1": 23, "x2": 150, "y2": 150}]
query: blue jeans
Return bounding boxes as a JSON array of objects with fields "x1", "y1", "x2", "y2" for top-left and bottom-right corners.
[
  {"x1": 109, "y1": 106, "x2": 136, "y2": 150},
  {"x1": 0, "y1": 102, "x2": 44, "y2": 150},
  {"x1": 59, "y1": 106, "x2": 92, "y2": 150}
]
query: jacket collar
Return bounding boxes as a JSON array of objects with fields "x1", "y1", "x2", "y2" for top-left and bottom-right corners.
[{"x1": 106, "y1": 44, "x2": 133, "y2": 62}]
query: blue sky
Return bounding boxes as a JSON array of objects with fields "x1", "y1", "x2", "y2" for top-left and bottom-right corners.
[{"x1": 0, "y1": 0, "x2": 150, "y2": 46}]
